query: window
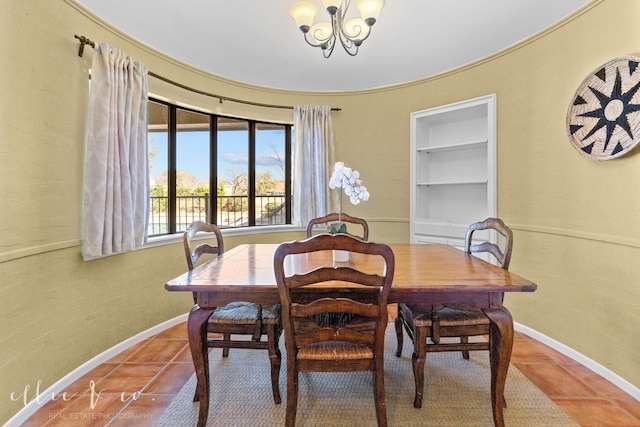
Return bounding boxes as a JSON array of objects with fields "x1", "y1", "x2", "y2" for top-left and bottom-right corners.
[{"x1": 147, "y1": 98, "x2": 292, "y2": 236}]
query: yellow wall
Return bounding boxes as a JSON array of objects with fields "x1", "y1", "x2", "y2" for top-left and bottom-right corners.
[{"x1": 1, "y1": 0, "x2": 638, "y2": 422}]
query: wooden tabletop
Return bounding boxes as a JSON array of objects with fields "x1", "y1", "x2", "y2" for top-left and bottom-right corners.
[{"x1": 165, "y1": 243, "x2": 537, "y2": 304}]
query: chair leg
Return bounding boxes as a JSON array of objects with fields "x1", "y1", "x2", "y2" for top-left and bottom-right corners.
[
  {"x1": 412, "y1": 326, "x2": 427, "y2": 408},
  {"x1": 267, "y1": 324, "x2": 282, "y2": 404},
  {"x1": 222, "y1": 333, "x2": 230, "y2": 357},
  {"x1": 285, "y1": 365, "x2": 298, "y2": 427},
  {"x1": 373, "y1": 362, "x2": 388, "y2": 427},
  {"x1": 394, "y1": 315, "x2": 404, "y2": 357},
  {"x1": 460, "y1": 336, "x2": 470, "y2": 359}
]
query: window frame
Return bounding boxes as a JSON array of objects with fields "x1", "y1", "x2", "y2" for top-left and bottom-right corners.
[{"x1": 148, "y1": 97, "x2": 293, "y2": 237}]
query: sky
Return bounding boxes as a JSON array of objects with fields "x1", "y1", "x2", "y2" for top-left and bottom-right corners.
[{"x1": 149, "y1": 129, "x2": 287, "y2": 186}]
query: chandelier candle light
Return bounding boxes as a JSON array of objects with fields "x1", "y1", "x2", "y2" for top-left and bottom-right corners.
[
  {"x1": 289, "y1": 0, "x2": 385, "y2": 58},
  {"x1": 329, "y1": 161, "x2": 370, "y2": 262}
]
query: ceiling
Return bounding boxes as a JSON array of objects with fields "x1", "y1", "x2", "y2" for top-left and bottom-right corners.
[{"x1": 76, "y1": 0, "x2": 590, "y2": 92}]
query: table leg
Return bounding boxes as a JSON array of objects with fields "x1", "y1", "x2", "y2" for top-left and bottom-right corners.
[
  {"x1": 188, "y1": 305, "x2": 215, "y2": 427},
  {"x1": 483, "y1": 306, "x2": 513, "y2": 427}
]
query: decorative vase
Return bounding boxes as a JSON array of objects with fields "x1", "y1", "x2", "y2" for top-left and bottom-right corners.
[{"x1": 333, "y1": 249, "x2": 350, "y2": 263}]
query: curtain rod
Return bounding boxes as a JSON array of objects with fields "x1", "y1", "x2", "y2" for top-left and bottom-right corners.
[{"x1": 74, "y1": 35, "x2": 341, "y2": 112}]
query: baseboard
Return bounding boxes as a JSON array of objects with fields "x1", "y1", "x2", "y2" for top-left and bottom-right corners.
[
  {"x1": 514, "y1": 322, "x2": 640, "y2": 401},
  {"x1": 4, "y1": 313, "x2": 189, "y2": 427}
]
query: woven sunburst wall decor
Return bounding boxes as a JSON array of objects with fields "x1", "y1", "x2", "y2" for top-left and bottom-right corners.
[{"x1": 566, "y1": 56, "x2": 640, "y2": 160}]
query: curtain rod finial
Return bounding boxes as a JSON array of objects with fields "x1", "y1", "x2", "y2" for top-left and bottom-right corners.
[{"x1": 74, "y1": 35, "x2": 95, "y2": 58}]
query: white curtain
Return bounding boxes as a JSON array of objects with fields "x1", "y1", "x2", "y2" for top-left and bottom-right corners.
[
  {"x1": 293, "y1": 105, "x2": 335, "y2": 227},
  {"x1": 82, "y1": 43, "x2": 149, "y2": 260}
]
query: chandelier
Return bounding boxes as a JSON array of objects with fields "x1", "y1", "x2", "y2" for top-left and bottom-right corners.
[{"x1": 289, "y1": 0, "x2": 385, "y2": 58}]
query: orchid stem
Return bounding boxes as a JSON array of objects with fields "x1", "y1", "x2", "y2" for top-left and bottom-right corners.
[{"x1": 339, "y1": 187, "x2": 343, "y2": 231}]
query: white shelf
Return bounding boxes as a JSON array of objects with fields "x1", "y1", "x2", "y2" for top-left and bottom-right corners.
[
  {"x1": 417, "y1": 180, "x2": 487, "y2": 186},
  {"x1": 417, "y1": 139, "x2": 488, "y2": 153},
  {"x1": 410, "y1": 94, "x2": 496, "y2": 245}
]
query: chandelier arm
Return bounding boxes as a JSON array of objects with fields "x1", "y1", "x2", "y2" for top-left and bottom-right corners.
[
  {"x1": 303, "y1": 32, "x2": 326, "y2": 49},
  {"x1": 340, "y1": 40, "x2": 359, "y2": 56},
  {"x1": 333, "y1": 4, "x2": 359, "y2": 56},
  {"x1": 350, "y1": 26, "x2": 373, "y2": 45},
  {"x1": 335, "y1": 2, "x2": 351, "y2": 43},
  {"x1": 349, "y1": 19, "x2": 375, "y2": 44},
  {"x1": 323, "y1": 36, "x2": 337, "y2": 58},
  {"x1": 337, "y1": 31, "x2": 358, "y2": 56}
]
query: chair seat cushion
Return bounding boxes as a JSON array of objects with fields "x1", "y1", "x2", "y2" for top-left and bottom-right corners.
[
  {"x1": 403, "y1": 304, "x2": 490, "y2": 327},
  {"x1": 209, "y1": 302, "x2": 281, "y2": 325},
  {"x1": 298, "y1": 341, "x2": 373, "y2": 360}
]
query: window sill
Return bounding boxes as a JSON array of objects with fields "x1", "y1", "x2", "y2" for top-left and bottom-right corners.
[{"x1": 144, "y1": 224, "x2": 304, "y2": 248}]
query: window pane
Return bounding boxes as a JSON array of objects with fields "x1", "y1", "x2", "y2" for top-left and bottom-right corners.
[
  {"x1": 147, "y1": 97, "x2": 292, "y2": 236},
  {"x1": 255, "y1": 123, "x2": 286, "y2": 225},
  {"x1": 217, "y1": 118, "x2": 248, "y2": 228},
  {"x1": 148, "y1": 101, "x2": 168, "y2": 236},
  {"x1": 176, "y1": 109, "x2": 210, "y2": 232}
]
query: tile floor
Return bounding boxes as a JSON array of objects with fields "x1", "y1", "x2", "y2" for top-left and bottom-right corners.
[{"x1": 21, "y1": 309, "x2": 640, "y2": 427}]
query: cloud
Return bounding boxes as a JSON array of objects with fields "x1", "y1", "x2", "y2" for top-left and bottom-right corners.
[
  {"x1": 222, "y1": 153, "x2": 247, "y2": 164},
  {"x1": 256, "y1": 153, "x2": 283, "y2": 167},
  {"x1": 223, "y1": 153, "x2": 284, "y2": 167}
]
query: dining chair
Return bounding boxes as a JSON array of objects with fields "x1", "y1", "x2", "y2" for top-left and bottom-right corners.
[
  {"x1": 306, "y1": 212, "x2": 369, "y2": 240},
  {"x1": 274, "y1": 233, "x2": 395, "y2": 427},
  {"x1": 307, "y1": 213, "x2": 370, "y2": 323},
  {"x1": 183, "y1": 221, "x2": 282, "y2": 404},
  {"x1": 394, "y1": 217, "x2": 514, "y2": 409}
]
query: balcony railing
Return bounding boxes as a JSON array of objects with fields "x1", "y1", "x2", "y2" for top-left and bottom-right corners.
[{"x1": 148, "y1": 194, "x2": 286, "y2": 236}]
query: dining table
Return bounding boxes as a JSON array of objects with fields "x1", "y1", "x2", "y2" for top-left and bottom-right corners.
[{"x1": 165, "y1": 242, "x2": 537, "y2": 427}]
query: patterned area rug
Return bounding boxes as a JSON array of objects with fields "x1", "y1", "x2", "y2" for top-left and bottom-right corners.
[{"x1": 155, "y1": 326, "x2": 578, "y2": 426}]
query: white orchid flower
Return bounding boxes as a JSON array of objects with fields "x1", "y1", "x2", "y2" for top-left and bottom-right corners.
[
  {"x1": 329, "y1": 161, "x2": 370, "y2": 208},
  {"x1": 328, "y1": 162, "x2": 370, "y2": 233}
]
